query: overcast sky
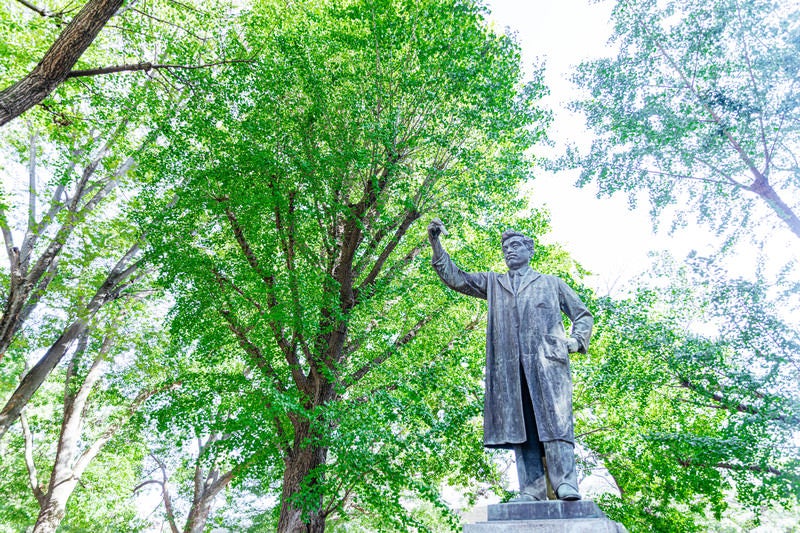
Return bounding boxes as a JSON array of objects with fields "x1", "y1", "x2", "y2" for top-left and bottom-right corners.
[{"x1": 483, "y1": 0, "x2": 722, "y2": 294}]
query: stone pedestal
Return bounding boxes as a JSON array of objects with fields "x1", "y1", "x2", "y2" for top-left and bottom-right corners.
[{"x1": 464, "y1": 501, "x2": 627, "y2": 533}]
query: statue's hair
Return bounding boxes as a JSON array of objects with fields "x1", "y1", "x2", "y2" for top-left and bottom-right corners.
[{"x1": 501, "y1": 230, "x2": 535, "y2": 253}]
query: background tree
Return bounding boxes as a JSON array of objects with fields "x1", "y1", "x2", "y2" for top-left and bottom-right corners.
[
  {"x1": 0, "y1": 0, "x2": 245, "y2": 127},
  {"x1": 0, "y1": 0, "x2": 243, "y2": 440},
  {"x1": 0, "y1": 1, "x2": 246, "y2": 530},
  {"x1": 573, "y1": 256, "x2": 800, "y2": 531},
  {"x1": 137, "y1": 0, "x2": 549, "y2": 530},
  {"x1": 550, "y1": 0, "x2": 800, "y2": 528},
  {"x1": 561, "y1": 0, "x2": 800, "y2": 242},
  {"x1": 0, "y1": 241, "x2": 167, "y2": 532}
]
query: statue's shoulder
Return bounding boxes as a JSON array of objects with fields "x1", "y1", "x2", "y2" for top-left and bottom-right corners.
[{"x1": 536, "y1": 272, "x2": 567, "y2": 288}]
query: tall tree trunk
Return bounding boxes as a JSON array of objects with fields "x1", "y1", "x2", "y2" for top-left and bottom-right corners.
[
  {"x1": 277, "y1": 419, "x2": 329, "y2": 533},
  {"x1": 184, "y1": 496, "x2": 216, "y2": 533},
  {"x1": 0, "y1": 0, "x2": 125, "y2": 127},
  {"x1": 183, "y1": 448, "x2": 236, "y2": 533},
  {"x1": 184, "y1": 478, "x2": 232, "y2": 533}
]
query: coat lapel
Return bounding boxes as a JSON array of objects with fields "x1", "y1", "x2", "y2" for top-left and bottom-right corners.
[
  {"x1": 498, "y1": 272, "x2": 514, "y2": 295},
  {"x1": 516, "y1": 269, "x2": 541, "y2": 294}
]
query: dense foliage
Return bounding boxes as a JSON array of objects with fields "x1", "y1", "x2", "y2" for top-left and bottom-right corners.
[
  {"x1": 574, "y1": 257, "x2": 800, "y2": 531},
  {"x1": 0, "y1": 0, "x2": 798, "y2": 531},
  {"x1": 135, "y1": 0, "x2": 548, "y2": 529}
]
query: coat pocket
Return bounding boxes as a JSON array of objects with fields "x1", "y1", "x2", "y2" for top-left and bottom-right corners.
[{"x1": 542, "y1": 334, "x2": 569, "y2": 363}]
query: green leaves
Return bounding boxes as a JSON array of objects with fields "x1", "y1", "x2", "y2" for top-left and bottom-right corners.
[
  {"x1": 134, "y1": 0, "x2": 549, "y2": 529},
  {"x1": 561, "y1": 0, "x2": 800, "y2": 241},
  {"x1": 573, "y1": 258, "x2": 800, "y2": 531}
]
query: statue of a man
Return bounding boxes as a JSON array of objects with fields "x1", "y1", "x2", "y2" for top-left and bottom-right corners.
[{"x1": 428, "y1": 219, "x2": 593, "y2": 501}]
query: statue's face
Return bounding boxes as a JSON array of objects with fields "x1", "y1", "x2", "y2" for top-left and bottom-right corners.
[{"x1": 502, "y1": 236, "x2": 532, "y2": 270}]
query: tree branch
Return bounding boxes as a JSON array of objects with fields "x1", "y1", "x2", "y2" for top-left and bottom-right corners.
[
  {"x1": 62, "y1": 329, "x2": 90, "y2": 416},
  {"x1": 27, "y1": 128, "x2": 37, "y2": 236},
  {"x1": 677, "y1": 377, "x2": 799, "y2": 425},
  {"x1": 73, "y1": 382, "x2": 179, "y2": 479},
  {"x1": 347, "y1": 314, "x2": 433, "y2": 387},
  {"x1": 125, "y1": 7, "x2": 205, "y2": 42},
  {"x1": 222, "y1": 207, "x2": 306, "y2": 388},
  {"x1": 20, "y1": 412, "x2": 45, "y2": 505},
  {"x1": 12, "y1": 0, "x2": 68, "y2": 18},
  {"x1": 0, "y1": 242, "x2": 143, "y2": 441},
  {"x1": 677, "y1": 457, "x2": 788, "y2": 478},
  {"x1": 355, "y1": 209, "x2": 420, "y2": 300},
  {"x1": 66, "y1": 59, "x2": 253, "y2": 79},
  {"x1": 735, "y1": 2, "x2": 771, "y2": 176},
  {"x1": 142, "y1": 455, "x2": 181, "y2": 533},
  {"x1": 212, "y1": 269, "x2": 263, "y2": 313},
  {"x1": 217, "y1": 308, "x2": 289, "y2": 394},
  {"x1": 645, "y1": 25, "x2": 770, "y2": 187},
  {"x1": 0, "y1": 0, "x2": 126, "y2": 126}
]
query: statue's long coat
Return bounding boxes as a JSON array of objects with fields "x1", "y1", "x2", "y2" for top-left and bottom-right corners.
[{"x1": 433, "y1": 252, "x2": 593, "y2": 446}]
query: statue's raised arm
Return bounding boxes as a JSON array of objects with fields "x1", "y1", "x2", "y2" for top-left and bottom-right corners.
[
  {"x1": 427, "y1": 218, "x2": 488, "y2": 300},
  {"x1": 427, "y1": 218, "x2": 447, "y2": 262}
]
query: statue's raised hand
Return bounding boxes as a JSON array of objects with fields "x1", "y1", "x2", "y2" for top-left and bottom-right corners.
[{"x1": 428, "y1": 218, "x2": 448, "y2": 240}]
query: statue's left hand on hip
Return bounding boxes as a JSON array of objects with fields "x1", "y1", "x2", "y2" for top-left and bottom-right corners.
[{"x1": 567, "y1": 337, "x2": 580, "y2": 353}]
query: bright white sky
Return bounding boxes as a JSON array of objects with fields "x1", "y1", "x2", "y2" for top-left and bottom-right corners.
[{"x1": 484, "y1": 0, "x2": 727, "y2": 293}]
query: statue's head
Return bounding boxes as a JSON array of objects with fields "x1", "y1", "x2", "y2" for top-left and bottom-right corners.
[{"x1": 501, "y1": 230, "x2": 534, "y2": 270}]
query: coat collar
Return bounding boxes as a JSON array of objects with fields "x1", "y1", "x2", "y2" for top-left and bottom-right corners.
[{"x1": 499, "y1": 266, "x2": 541, "y2": 294}]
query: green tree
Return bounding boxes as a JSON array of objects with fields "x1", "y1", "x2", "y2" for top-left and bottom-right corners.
[
  {"x1": 562, "y1": 0, "x2": 800, "y2": 241},
  {"x1": 0, "y1": 1, "x2": 257, "y2": 530},
  {"x1": 0, "y1": 111, "x2": 155, "y2": 440},
  {"x1": 0, "y1": 247, "x2": 168, "y2": 531},
  {"x1": 137, "y1": 0, "x2": 549, "y2": 530},
  {"x1": 0, "y1": 0, "x2": 243, "y2": 439},
  {"x1": 0, "y1": 0, "x2": 246, "y2": 127},
  {"x1": 573, "y1": 257, "x2": 800, "y2": 531}
]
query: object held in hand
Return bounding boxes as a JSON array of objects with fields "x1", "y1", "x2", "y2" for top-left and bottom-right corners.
[{"x1": 430, "y1": 218, "x2": 448, "y2": 236}]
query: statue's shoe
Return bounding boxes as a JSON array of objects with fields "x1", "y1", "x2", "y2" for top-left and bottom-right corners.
[
  {"x1": 556, "y1": 484, "x2": 581, "y2": 501},
  {"x1": 509, "y1": 492, "x2": 538, "y2": 503},
  {"x1": 509, "y1": 486, "x2": 547, "y2": 502}
]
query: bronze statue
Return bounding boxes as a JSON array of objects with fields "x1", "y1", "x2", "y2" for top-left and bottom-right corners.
[{"x1": 428, "y1": 219, "x2": 593, "y2": 501}]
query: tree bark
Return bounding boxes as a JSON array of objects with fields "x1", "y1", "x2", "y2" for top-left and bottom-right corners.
[
  {"x1": 0, "y1": 0, "x2": 125, "y2": 126},
  {"x1": 277, "y1": 417, "x2": 329, "y2": 533},
  {"x1": 32, "y1": 478, "x2": 79, "y2": 533},
  {"x1": 182, "y1": 435, "x2": 236, "y2": 533},
  {"x1": 183, "y1": 468, "x2": 234, "y2": 533},
  {"x1": 749, "y1": 177, "x2": 800, "y2": 240}
]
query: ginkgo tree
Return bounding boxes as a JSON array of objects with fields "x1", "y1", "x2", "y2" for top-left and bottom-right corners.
[
  {"x1": 136, "y1": 0, "x2": 549, "y2": 530},
  {"x1": 573, "y1": 257, "x2": 800, "y2": 531},
  {"x1": 562, "y1": 0, "x2": 800, "y2": 242}
]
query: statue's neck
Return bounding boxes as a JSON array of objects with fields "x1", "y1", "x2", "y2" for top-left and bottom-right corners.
[{"x1": 508, "y1": 265, "x2": 532, "y2": 276}]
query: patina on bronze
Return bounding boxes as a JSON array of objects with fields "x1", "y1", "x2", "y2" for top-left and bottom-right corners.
[{"x1": 428, "y1": 219, "x2": 593, "y2": 501}]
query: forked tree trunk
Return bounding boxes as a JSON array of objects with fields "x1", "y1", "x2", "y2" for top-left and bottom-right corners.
[
  {"x1": 32, "y1": 479, "x2": 78, "y2": 533},
  {"x1": 184, "y1": 496, "x2": 216, "y2": 533},
  {"x1": 183, "y1": 460, "x2": 235, "y2": 533}
]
